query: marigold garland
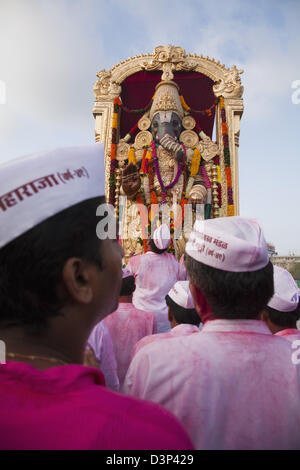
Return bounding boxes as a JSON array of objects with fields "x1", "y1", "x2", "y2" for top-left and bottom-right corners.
[
  {"x1": 121, "y1": 93, "x2": 217, "y2": 117},
  {"x1": 190, "y1": 148, "x2": 201, "y2": 177},
  {"x1": 140, "y1": 148, "x2": 148, "y2": 175},
  {"x1": 180, "y1": 95, "x2": 190, "y2": 112},
  {"x1": 217, "y1": 166, "x2": 221, "y2": 184},
  {"x1": 228, "y1": 205, "x2": 234, "y2": 216},
  {"x1": 219, "y1": 95, "x2": 234, "y2": 216},
  {"x1": 225, "y1": 166, "x2": 232, "y2": 187},
  {"x1": 109, "y1": 97, "x2": 122, "y2": 206},
  {"x1": 121, "y1": 93, "x2": 218, "y2": 143},
  {"x1": 180, "y1": 95, "x2": 219, "y2": 116},
  {"x1": 128, "y1": 147, "x2": 136, "y2": 165}
]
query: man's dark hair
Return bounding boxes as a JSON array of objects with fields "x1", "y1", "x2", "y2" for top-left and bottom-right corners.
[
  {"x1": 264, "y1": 304, "x2": 300, "y2": 329},
  {"x1": 185, "y1": 254, "x2": 274, "y2": 319},
  {"x1": 149, "y1": 238, "x2": 168, "y2": 255},
  {"x1": 0, "y1": 196, "x2": 106, "y2": 328},
  {"x1": 120, "y1": 275, "x2": 135, "y2": 296},
  {"x1": 165, "y1": 294, "x2": 200, "y2": 326}
]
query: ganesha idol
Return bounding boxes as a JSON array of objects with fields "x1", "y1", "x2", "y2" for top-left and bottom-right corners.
[{"x1": 93, "y1": 46, "x2": 244, "y2": 260}]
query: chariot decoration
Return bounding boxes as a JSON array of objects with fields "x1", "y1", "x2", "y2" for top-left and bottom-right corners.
[{"x1": 93, "y1": 45, "x2": 244, "y2": 260}]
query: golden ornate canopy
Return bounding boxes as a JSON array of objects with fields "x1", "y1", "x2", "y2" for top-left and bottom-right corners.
[
  {"x1": 93, "y1": 45, "x2": 244, "y2": 259},
  {"x1": 93, "y1": 45, "x2": 243, "y2": 215}
]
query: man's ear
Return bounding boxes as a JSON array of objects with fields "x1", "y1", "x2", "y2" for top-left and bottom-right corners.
[
  {"x1": 189, "y1": 282, "x2": 209, "y2": 321},
  {"x1": 61, "y1": 258, "x2": 94, "y2": 304}
]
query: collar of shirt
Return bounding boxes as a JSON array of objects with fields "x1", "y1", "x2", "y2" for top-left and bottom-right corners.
[
  {"x1": 201, "y1": 319, "x2": 272, "y2": 335},
  {"x1": 275, "y1": 328, "x2": 300, "y2": 337},
  {"x1": 2, "y1": 361, "x2": 105, "y2": 393},
  {"x1": 146, "y1": 251, "x2": 163, "y2": 256},
  {"x1": 171, "y1": 324, "x2": 200, "y2": 335}
]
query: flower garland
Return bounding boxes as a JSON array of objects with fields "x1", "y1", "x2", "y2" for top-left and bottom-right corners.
[
  {"x1": 190, "y1": 147, "x2": 201, "y2": 177},
  {"x1": 213, "y1": 155, "x2": 222, "y2": 209},
  {"x1": 170, "y1": 161, "x2": 187, "y2": 236},
  {"x1": 180, "y1": 95, "x2": 218, "y2": 116},
  {"x1": 200, "y1": 165, "x2": 212, "y2": 219},
  {"x1": 151, "y1": 141, "x2": 185, "y2": 205},
  {"x1": 185, "y1": 147, "x2": 202, "y2": 200},
  {"x1": 219, "y1": 96, "x2": 234, "y2": 216},
  {"x1": 128, "y1": 146, "x2": 136, "y2": 165},
  {"x1": 121, "y1": 94, "x2": 155, "y2": 115},
  {"x1": 120, "y1": 93, "x2": 217, "y2": 117},
  {"x1": 109, "y1": 97, "x2": 122, "y2": 206},
  {"x1": 121, "y1": 92, "x2": 218, "y2": 143},
  {"x1": 135, "y1": 190, "x2": 149, "y2": 253}
]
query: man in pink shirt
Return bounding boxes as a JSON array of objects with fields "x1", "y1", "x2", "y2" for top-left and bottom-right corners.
[
  {"x1": 127, "y1": 224, "x2": 181, "y2": 333},
  {"x1": 132, "y1": 280, "x2": 200, "y2": 357},
  {"x1": 103, "y1": 268, "x2": 157, "y2": 387},
  {"x1": 0, "y1": 144, "x2": 193, "y2": 450},
  {"x1": 261, "y1": 265, "x2": 300, "y2": 342},
  {"x1": 123, "y1": 217, "x2": 300, "y2": 449},
  {"x1": 87, "y1": 320, "x2": 120, "y2": 391}
]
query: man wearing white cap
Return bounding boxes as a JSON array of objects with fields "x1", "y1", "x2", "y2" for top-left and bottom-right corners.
[
  {"x1": 0, "y1": 143, "x2": 193, "y2": 450},
  {"x1": 132, "y1": 280, "x2": 200, "y2": 357},
  {"x1": 127, "y1": 223, "x2": 181, "y2": 333},
  {"x1": 123, "y1": 217, "x2": 300, "y2": 449},
  {"x1": 261, "y1": 266, "x2": 300, "y2": 341},
  {"x1": 102, "y1": 267, "x2": 157, "y2": 387}
]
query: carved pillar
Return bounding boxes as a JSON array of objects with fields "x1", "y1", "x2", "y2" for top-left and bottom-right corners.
[
  {"x1": 93, "y1": 71, "x2": 122, "y2": 201},
  {"x1": 224, "y1": 99, "x2": 243, "y2": 215},
  {"x1": 213, "y1": 65, "x2": 244, "y2": 216}
]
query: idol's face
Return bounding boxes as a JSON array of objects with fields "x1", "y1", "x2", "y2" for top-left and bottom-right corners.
[{"x1": 151, "y1": 112, "x2": 182, "y2": 140}]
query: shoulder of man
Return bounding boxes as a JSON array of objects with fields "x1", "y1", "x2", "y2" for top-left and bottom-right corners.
[{"x1": 87, "y1": 384, "x2": 194, "y2": 450}]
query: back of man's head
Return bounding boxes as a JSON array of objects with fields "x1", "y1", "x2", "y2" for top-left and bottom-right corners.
[
  {"x1": 0, "y1": 197, "x2": 104, "y2": 328},
  {"x1": 120, "y1": 273, "x2": 136, "y2": 297},
  {"x1": 263, "y1": 266, "x2": 300, "y2": 330},
  {"x1": 0, "y1": 143, "x2": 116, "y2": 328},
  {"x1": 185, "y1": 217, "x2": 274, "y2": 320},
  {"x1": 166, "y1": 281, "x2": 200, "y2": 326}
]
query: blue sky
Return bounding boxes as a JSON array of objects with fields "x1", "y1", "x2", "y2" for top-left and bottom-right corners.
[{"x1": 0, "y1": 0, "x2": 299, "y2": 254}]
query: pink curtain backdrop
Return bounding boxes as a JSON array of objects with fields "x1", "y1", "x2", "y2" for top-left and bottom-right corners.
[{"x1": 120, "y1": 70, "x2": 216, "y2": 140}]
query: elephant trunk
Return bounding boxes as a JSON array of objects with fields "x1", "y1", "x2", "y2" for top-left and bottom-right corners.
[{"x1": 159, "y1": 134, "x2": 185, "y2": 163}]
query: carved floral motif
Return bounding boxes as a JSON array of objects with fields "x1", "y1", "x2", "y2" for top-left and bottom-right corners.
[
  {"x1": 142, "y1": 45, "x2": 197, "y2": 80},
  {"x1": 94, "y1": 69, "x2": 121, "y2": 99},
  {"x1": 198, "y1": 135, "x2": 220, "y2": 162},
  {"x1": 213, "y1": 65, "x2": 244, "y2": 98}
]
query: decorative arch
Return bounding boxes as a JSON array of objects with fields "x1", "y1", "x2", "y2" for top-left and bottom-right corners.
[{"x1": 93, "y1": 45, "x2": 244, "y2": 216}]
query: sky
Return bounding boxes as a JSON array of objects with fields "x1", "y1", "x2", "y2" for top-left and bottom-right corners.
[{"x1": 0, "y1": 0, "x2": 299, "y2": 255}]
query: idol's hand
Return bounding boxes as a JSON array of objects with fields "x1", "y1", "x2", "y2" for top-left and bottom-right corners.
[{"x1": 121, "y1": 163, "x2": 141, "y2": 199}]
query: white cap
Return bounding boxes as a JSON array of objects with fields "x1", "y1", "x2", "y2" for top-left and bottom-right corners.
[
  {"x1": 168, "y1": 281, "x2": 195, "y2": 309},
  {"x1": 185, "y1": 216, "x2": 269, "y2": 272},
  {"x1": 0, "y1": 143, "x2": 105, "y2": 249},
  {"x1": 268, "y1": 266, "x2": 299, "y2": 312},
  {"x1": 153, "y1": 223, "x2": 171, "y2": 250},
  {"x1": 122, "y1": 267, "x2": 132, "y2": 279}
]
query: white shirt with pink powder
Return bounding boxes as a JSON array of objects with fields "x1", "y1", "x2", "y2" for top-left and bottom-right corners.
[{"x1": 123, "y1": 319, "x2": 300, "y2": 449}]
